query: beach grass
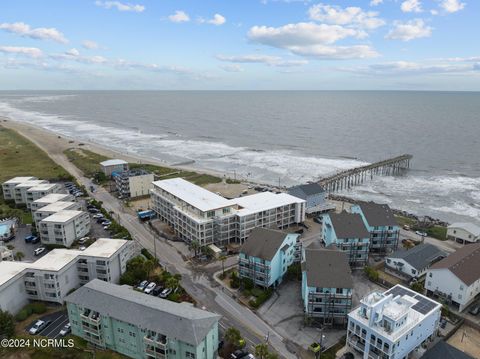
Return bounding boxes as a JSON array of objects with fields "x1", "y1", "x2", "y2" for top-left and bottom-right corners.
[
  {"x1": 0, "y1": 126, "x2": 70, "y2": 183},
  {"x1": 65, "y1": 148, "x2": 222, "y2": 186}
]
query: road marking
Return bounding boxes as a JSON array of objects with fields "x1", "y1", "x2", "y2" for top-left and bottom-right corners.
[{"x1": 43, "y1": 314, "x2": 67, "y2": 338}]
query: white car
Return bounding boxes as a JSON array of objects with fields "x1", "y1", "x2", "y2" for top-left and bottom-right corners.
[
  {"x1": 137, "y1": 280, "x2": 149, "y2": 290},
  {"x1": 144, "y1": 282, "x2": 156, "y2": 294},
  {"x1": 78, "y1": 237, "x2": 89, "y2": 244},
  {"x1": 59, "y1": 323, "x2": 71, "y2": 336},
  {"x1": 29, "y1": 320, "x2": 48, "y2": 335},
  {"x1": 93, "y1": 214, "x2": 104, "y2": 219},
  {"x1": 34, "y1": 247, "x2": 46, "y2": 256},
  {"x1": 415, "y1": 231, "x2": 428, "y2": 237},
  {"x1": 79, "y1": 246, "x2": 86, "y2": 251}
]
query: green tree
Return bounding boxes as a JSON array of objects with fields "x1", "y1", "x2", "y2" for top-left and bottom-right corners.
[
  {"x1": 190, "y1": 240, "x2": 200, "y2": 257},
  {"x1": 14, "y1": 251, "x2": 25, "y2": 261},
  {"x1": 225, "y1": 327, "x2": 244, "y2": 348},
  {"x1": 410, "y1": 281, "x2": 424, "y2": 294},
  {"x1": 144, "y1": 259, "x2": 155, "y2": 278},
  {"x1": 219, "y1": 255, "x2": 227, "y2": 279},
  {"x1": 255, "y1": 343, "x2": 269, "y2": 359},
  {"x1": 0, "y1": 309, "x2": 15, "y2": 338},
  {"x1": 165, "y1": 276, "x2": 179, "y2": 289}
]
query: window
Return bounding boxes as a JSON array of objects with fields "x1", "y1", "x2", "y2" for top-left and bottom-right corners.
[{"x1": 186, "y1": 352, "x2": 196, "y2": 359}]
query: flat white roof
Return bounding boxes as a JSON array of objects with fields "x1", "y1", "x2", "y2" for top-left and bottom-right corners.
[
  {"x1": 33, "y1": 193, "x2": 72, "y2": 205},
  {"x1": 15, "y1": 180, "x2": 47, "y2": 188},
  {"x1": 80, "y1": 238, "x2": 129, "y2": 258},
  {"x1": 3, "y1": 176, "x2": 36, "y2": 185},
  {"x1": 235, "y1": 192, "x2": 305, "y2": 216},
  {"x1": 0, "y1": 261, "x2": 30, "y2": 286},
  {"x1": 153, "y1": 178, "x2": 233, "y2": 212},
  {"x1": 27, "y1": 183, "x2": 59, "y2": 192},
  {"x1": 100, "y1": 159, "x2": 128, "y2": 166},
  {"x1": 42, "y1": 210, "x2": 85, "y2": 223},
  {"x1": 37, "y1": 201, "x2": 79, "y2": 213},
  {"x1": 29, "y1": 249, "x2": 82, "y2": 271}
]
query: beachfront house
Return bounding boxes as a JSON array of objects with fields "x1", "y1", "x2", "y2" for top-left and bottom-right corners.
[
  {"x1": 288, "y1": 183, "x2": 332, "y2": 214},
  {"x1": 100, "y1": 159, "x2": 129, "y2": 177},
  {"x1": 65, "y1": 280, "x2": 220, "y2": 359},
  {"x1": 2, "y1": 176, "x2": 37, "y2": 201},
  {"x1": 322, "y1": 211, "x2": 370, "y2": 268},
  {"x1": 346, "y1": 285, "x2": 441, "y2": 359},
  {"x1": 113, "y1": 169, "x2": 154, "y2": 198},
  {"x1": 446, "y1": 222, "x2": 480, "y2": 244},
  {"x1": 302, "y1": 244, "x2": 353, "y2": 326},
  {"x1": 38, "y1": 210, "x2": 90, "y2": 247},
  {"x1": 351, "y1": 201, "x2": 400, "y2": 254},
  {"x1": 238, "y1": 227, "x2": 300, "y2": 288},
  {"x1": 385, "y1": 243, "x2": 446, "y2": 281},
  {"x1": 425, "y1": 242, "x2": 480, "y2": 312}
]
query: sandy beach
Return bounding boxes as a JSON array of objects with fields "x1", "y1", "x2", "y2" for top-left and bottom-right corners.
[{"x1": 0, "y1": 116, "x2": 241, "y2": 184}]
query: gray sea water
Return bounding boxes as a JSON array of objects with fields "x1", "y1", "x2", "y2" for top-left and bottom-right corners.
[{"x1": 0, "y1": 91, "x2": 479, "y2": 225}]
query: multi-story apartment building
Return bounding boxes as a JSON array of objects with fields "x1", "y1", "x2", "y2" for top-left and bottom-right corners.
[
  {"x1": 238, "y1": 227, "x2": 300, "y2": 288},
  {"x1": 25, "y1": 183, "x2": 62, "y2": 209},
  {"x1": 31, "y1": 193, "x2": 75, "y2": 211},
  {"x1": 13, "y1": 179, "x2": 48, "y2": 204},
  {"x1": 33, "y1": 201, "x2": 82, "y2": 225},
  {"x1": 66, "y1": 280, "x2": 220, "y2": 359},
  {"x1": 322, "y1": 211, "x2": 370, "y2": 268},
  {"x1": 2, "y1": 176, "x2": 37, "y2": 201},
  {"x1": 347, "y1": 285, "x2": 441, "y2": 359},
  {"x1": 302, "y1": 244, "x2": 353, "y2": 326},
  {"x1": 351, "y1": 202, "x2": 400, "y2": 254},
  {"x1": 39, "y1": 210, "x2": 90, "y2": 247},
  {"x1": 113, "y1": 169, "x2": 154, "y2": 198},
  {"x1": 151, "y1": 178, "x2": 305, "y2": 247},
  {"x1": 0, "y1": 239, "x2": 136, "y2": 315},
  {"x1": 100, "y1": 159, "x2": 129, "y2": 177},
  {"x1": 425, "y1": 243, "x2": 480, "y2": 311}
]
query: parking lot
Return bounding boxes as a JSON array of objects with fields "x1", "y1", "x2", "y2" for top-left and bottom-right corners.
[
  {"x1": 9, "y1": 224, "x2": 46, "y2": 262},
  {"x1": 25, "y1": 310, "x2": 69, "y2": 338}
]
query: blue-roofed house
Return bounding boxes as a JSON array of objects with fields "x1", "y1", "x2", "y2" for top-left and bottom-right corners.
[
  {"x1": 322, "y1": 211, "x2": 370, "y2": 268},
  {"x1": 238, "y1": 227, "x2": 300, "y2": 288},
  {"x1": 351, "y1": 201, "x2": 400, "y2": 254}
]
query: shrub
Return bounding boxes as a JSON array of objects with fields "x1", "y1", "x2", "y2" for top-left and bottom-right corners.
[
  {"x1": 0, "y1": 309, "x2": 15, "y2": 338},
  {"x1": 29, "y1": 303, "x2": 46, "y2": 314},
  {"x1": 364, "y1": 266, "x2": 379, "y2": 282},
  {"x1": 15, "y1": 309, "x2": 30, "y2": 322},
  {"x1": 242, "y1": 278, "x2": 254, "y2": 291}
]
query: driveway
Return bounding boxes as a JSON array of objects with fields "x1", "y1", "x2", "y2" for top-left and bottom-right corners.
[{"x1": 26, "y1": 310, "x2": 69, "y2": 338}]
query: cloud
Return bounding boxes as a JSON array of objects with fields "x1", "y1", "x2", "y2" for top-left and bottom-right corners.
[
  {"x1": 168, "y1": 10, "x2": 190, "y2": 23},
  {"x1": 199, "y1": 14, "x2": 226, "y2": 26},
  {"x1": 308, "y1": 3, "x2": 385, "y2": 30},
  {"x1": 370, "y1": 0, "x2": 383, "y2": 6},
  {"x1": 0, "y1": 22, "x2": 68, "y2": 43},
  {"x1": 82, "y1": 40, "x2": 99, "y2": 49},
  {"x1": 219, "y1": 64, "x2": 244, "y2": 72},
  {"x1": 0, "y1": 46, "x2": 43, "y2": 58},
  {"x1": 385, "y1": 19, "x2": 432, "y2": 41},
  {"x1": 216, "y1": 54, "x2": 308, "y2": 67},
  {"x1": 401, "y1": 0, "x2": 423, "y2": 13},
  {"x1": 439, "y1": 0, "x2": 465, "y2": 13},
  {"x1": 247, "y1": 22, "x2": 378, "y2": 59},
  {"x1": 340, "y1": 61, "x2": 479, "y2": 76},
  {"x1": 94, "y1": 1, "x2": 145, "y2": 13},
  {"x1": 51, "y1": 48, "x2": 108, "y2": 64}
]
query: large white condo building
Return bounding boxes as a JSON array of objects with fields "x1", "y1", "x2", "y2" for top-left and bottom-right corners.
[
  {"x1": 151, "y1": 178, "x2": 306, "y2": 246},
  {"x1": 347, "y1": 285, "x2": 441, "y2": 359}
]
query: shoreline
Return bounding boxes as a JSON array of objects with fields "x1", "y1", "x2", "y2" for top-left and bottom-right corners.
[{"x1": 0, "y1": 116, "x2": 454, "y2": 228}]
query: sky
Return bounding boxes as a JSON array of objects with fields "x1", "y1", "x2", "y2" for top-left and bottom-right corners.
[{"x1": 0, "y1": 0, "x2": 478, "y2": 90}]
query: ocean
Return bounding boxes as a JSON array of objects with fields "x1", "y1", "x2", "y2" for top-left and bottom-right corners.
[{"x1": 0, "y1": 90, "x2": 479, "y2": 225}]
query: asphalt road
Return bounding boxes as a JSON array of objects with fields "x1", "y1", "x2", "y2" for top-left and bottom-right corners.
[{"x1": 26, "y1": 310, "x2": 69, "y2": 338}]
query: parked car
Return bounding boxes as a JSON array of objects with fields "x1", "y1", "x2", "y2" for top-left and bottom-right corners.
[
  {"x1": 79, "y1": 246, "x2": 86, "y2": 251},
  {"x1": 59, "y1": 323, "x2": 71, "y2": 336},
  {"x1": 24, "y1": 235, "x2": 38, "y2": 243},
  {"x1": 74, "y1": 192, "x2": 84, "y2": 197},
  {"x1": 144, "y1": 282, "x2": 156, "y2": 294},
  {"x1": 415, "y1": 231, "x2": 428, "y2": 237},
  {"x1": 230, "y1": 349, "x2": 248, "y2": 359},
  {"x1": 137, "y1": 280, "x2": 149, "y2": 291},
  {"x1": 469, "y1": 303, "x2": 480, "y2": 316},
  {"x1": 403, "y1": 225, "x2": 411, "y2": 231},
  {"x1": 159, "y1": 288, "x2": 172, "y2": 298},
  {"x1": 101, "y1": 220, "x2": 112, "y2": 225},
  {"x1": 93, "y1": 214, "x2": 104, "y2": 219},
  {"x1": 78, "y1": 237, "x2": 89, "y2": 244},
  {"x1": 88, "y1": 208, "x2": 100, "y2": 214},
  {"x1": 29, "y1": 319, "x2": 50, "y2": 335},
  {"x1": 152, "y1": 285, "x2": 164, "y2": 296},
  {"x1": 34, "y1": 247, "x2": 46, "y2": 256}
]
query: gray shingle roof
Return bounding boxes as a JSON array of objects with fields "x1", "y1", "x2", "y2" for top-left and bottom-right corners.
[
  {"x1": 356, "y1": 201, "x2": 398, "y2": 227},
  {"x1": 420, "y1": 341, "x2": 474, "y2": 359},
  {"x1": 329, "y1": 211, "x2": 370, "y2": 239},
  {"x1": 65, "y1": 279, "x2": 220, "y2": 346},
  {"x1": 288, "y1": 183, "x2": 325, "y2": 199},
  {"x1": 303, "y1": 245, "x2": 353, "y2": 289},
  {"x1": 240, "y1": 227, "x2": 288, "y2": 261},
  {"x1": 430, "y1": 242, "x2": 480, "y2": 285},
  {"x1": 388, "y1": 243, "x2": 446, "y2": 271}
]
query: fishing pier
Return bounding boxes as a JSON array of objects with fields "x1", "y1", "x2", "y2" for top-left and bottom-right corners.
[{"x1": 318, "y1": 154, "x2": 412, "y2": 192}]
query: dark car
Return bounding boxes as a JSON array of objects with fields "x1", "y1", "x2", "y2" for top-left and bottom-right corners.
[
  {"x1": 24, "y1": 235, "x2": 38, "y2": 243},
  {"x1": 469, "y1": 304, "x2": 480, "y2": 316},
  {"x1": 152, "y1": 285, "x2": 164, "y2": 296},
  {"x1": 230, "y1": 349, "x2": 248, "y2": 359}
]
